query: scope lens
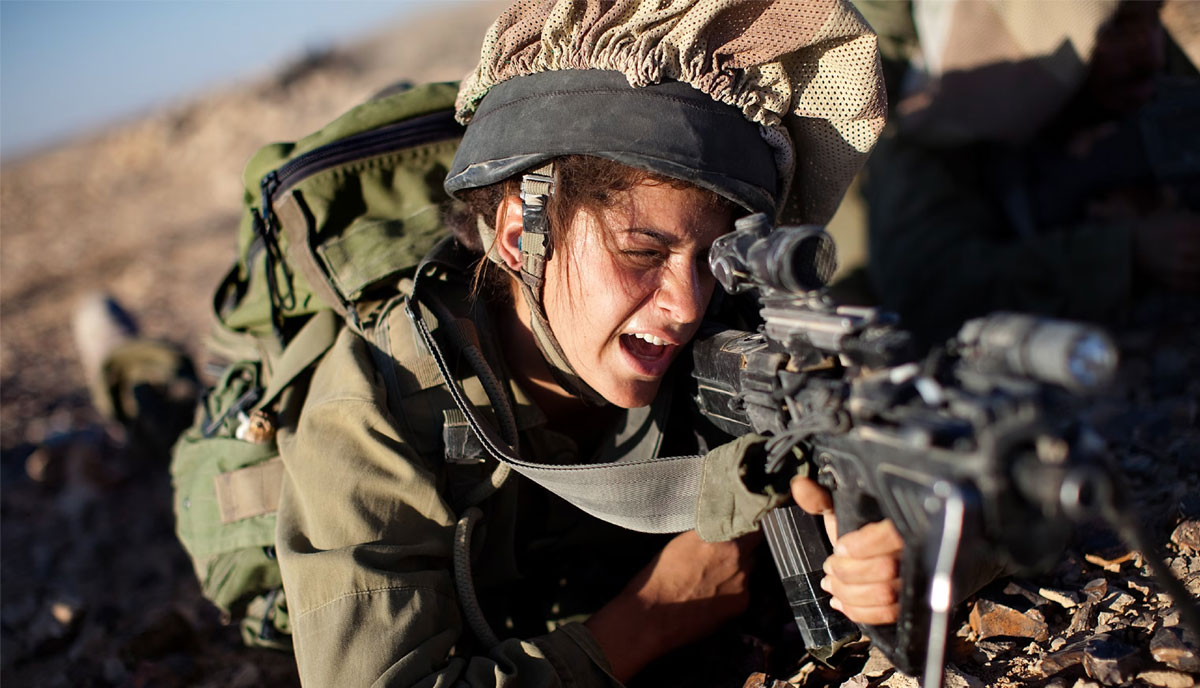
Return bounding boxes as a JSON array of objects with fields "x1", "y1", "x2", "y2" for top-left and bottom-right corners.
[
  {"x1": 766, "y1": 228, "x2": 836, "y2": 292},
  {"x1": 1067, "y1": 333, "x2": 1117, "y2": 389}
]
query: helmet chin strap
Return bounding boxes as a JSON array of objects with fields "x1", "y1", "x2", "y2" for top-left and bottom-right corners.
[{"x1": 513, "y1": 163, "x2": 610, "y2": 407}]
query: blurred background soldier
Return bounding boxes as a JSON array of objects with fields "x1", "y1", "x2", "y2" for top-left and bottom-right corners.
[
  {"x1": 857, "y1": 0, "x2": 1199, "y2": 343},
  {"x1": 72, "y1": 292, "x2": 198, "y2": 465}
]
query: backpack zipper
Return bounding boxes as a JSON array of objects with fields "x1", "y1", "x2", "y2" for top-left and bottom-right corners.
[
  {"x1": 255, "y1": 108, "x2": 463, "y2": 343},
  {"x1": 262, "y1": 109, "x2": 462, "y2": 205}
]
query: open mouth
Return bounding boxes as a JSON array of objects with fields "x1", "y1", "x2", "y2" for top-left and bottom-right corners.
[{"x1": 619, "y1": 332, "x2": 677, "y2": 376}]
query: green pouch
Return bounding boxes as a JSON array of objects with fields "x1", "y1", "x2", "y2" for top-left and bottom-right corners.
[{"x1": 171, "y1": 361, "x2": 284, "y2": 634}]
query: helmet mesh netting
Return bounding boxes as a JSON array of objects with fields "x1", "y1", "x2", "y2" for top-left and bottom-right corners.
[{"x1": 457, "y1": 0, "x2": 887, "y2": 225}]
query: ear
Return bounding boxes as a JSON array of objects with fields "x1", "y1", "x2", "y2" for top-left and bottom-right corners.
[{"x1": 493, "y1": 194, "x2": 524, "y2": 272}]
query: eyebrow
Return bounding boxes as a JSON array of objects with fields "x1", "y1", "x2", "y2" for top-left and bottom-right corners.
[{"x1": 623, "y1": 227, "x2": 676, "y2": 245}]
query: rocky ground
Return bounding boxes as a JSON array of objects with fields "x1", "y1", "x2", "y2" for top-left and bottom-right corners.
[{"x1": 2, "y1": 2, "x2": 1198, "y2": 686}]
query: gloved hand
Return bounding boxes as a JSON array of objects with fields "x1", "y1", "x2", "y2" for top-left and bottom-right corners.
[{"x1": 694, "y1": 434, "x2": 791, "y2": 542}]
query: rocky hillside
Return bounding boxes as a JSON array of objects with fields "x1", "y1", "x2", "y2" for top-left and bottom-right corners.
[
  {"x1": 2, "y1": 2, "x2": 1197, "y2": 687},
  {"x1": 0, "y1": 2, "x2": 500, "y2": 453},
  {"x1": 1, "y1": 4, "x2": 499, "y2": 686}
]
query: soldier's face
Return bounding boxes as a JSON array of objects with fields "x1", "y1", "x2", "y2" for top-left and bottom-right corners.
[{"x1": 543, "y1": 181, "x2": 732, "y2": 408}]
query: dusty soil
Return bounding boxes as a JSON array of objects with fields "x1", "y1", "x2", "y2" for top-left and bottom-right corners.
[{"x1": 2, "y1": 2, "x2": 1197, "y2": 687}]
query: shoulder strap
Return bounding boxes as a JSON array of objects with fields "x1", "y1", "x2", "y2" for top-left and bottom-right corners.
[
  {"x1": 260, "y1": 308, "x2": 341, "y2": 406},
  {"x1": 405, "y1": 245, "x2": 705, "y2": 534}
]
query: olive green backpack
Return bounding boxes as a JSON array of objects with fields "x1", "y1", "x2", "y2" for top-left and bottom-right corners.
[{"x1": 169, "y1": 82, "x2": 465, "y2": 649}]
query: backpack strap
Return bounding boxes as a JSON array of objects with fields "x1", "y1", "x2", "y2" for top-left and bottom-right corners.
[
  {"x1": 210, "y1": 309, "x2": 341, "y2": 522},
  {"x1": 260, "y1": 308, "x2": 340, "y2": 406},
  {"x1": 405, "y1": 241, "x2": 705, "y2": 534}
]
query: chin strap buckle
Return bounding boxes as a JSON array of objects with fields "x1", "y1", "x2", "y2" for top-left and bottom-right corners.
[{"x1": 519, "y1": 162, "x2": 555, "y2": 290}]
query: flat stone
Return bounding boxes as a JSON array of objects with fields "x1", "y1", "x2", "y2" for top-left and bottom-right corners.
[
  {"x1": 1102, "y1": 591, "x2": 1136, "y2": 614},
  {"x1": 1083, "y1": 578, "x2": 1109, "y2": 602},
  {"x1": 743, "y1": 672, "x2": 791, "y2": 688},
  {"x1": 1066, "y1": 581, "x2": 1110, "y2": 636},
  {"x1": 860, "y1": 645, "x2": 895, "y2": 679},
  {"x1": 1151, "y1": 626, "x2": 1200, "y2": 672},
  {"x1": 1170, "y1": 556, "x2": 1189, "y2": 577},
  {"x1": 1085, "y1": 551, "x2": 1137, "y2": 573},
  {"x1": 1039, "y1": 587, "x2": 1082, "y2": 608},
  {"x1": 1131, "y1": 612, "x2": 1160, "y2": 631},
  {"x1": 743, "y1": 673, "x2": 769, "y2": 688},
  {"x1": 837, "y1": 676, "x2": 870, "y2": 688},
  {"x1": 879, "y1": 671, "x2": 920, "y2": 688},
  {"x1": 1138, "y1": 669, "x2": 1197, "y2": 688},
  {"x1": 1083, "y1": 634, "x2": 1140, "y2": 686},
  {"x1": 1004, "y1": 581, "x2": 1049, "y2": 606},
  {"x1": 942, "y1": 665, "x2": 984, "y2": 688},
  {"x1": 1160, "y1": 605, "x2": 1183, "y2": 627},
  {"x1": 1036, "y1": 640, "x2": 1088, "y2": 677},
  {"x1": 972, "y1": 638, "x2": 1013, "y2": 662},
  {"x1": 1127, "y1": 580, "x2": 1152, "y2": 597},
  {"x1": 785, "y1": 661, "x2": 819, "y2": 686},
  {"x1": 969, "y1": 599, "x2": 1050, "y2": 642}
]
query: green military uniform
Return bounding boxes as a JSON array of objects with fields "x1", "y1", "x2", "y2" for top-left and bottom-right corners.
[
  {"x1": 164, "y1": 1, "x2": 894, "y2": 681},
  {"x1": 275, "y1": 245, "x2": 699, "y2": 686}
]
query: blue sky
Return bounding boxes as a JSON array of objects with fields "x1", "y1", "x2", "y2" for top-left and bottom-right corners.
[{"x1": 1, "y1": 1, "x2": 433, "y2": 160}]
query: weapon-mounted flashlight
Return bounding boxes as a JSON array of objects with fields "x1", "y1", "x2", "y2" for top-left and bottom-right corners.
[{"x1": 956, "y1": 313, "x2": 1118, "y2": 391}]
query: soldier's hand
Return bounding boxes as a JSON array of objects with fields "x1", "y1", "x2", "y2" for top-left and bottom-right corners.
[
  {"x1": 791, "y1": 476, "x2": 903, "y2": 626},
  {"x1": 585, "y1": 530, "x2": 757, "y2": 681}
]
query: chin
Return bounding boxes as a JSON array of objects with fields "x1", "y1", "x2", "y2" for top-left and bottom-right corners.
[{"x1": 598, "y1": 378, "x2": 663, "y2": 409}]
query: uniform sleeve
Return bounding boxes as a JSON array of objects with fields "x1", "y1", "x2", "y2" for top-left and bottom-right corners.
[
  {"x1": 865, "y1": 134, "x2": 1134, "y2": 342},
  {"x1": 274, "y1": 328, "x2": 622, "y2": 688}
]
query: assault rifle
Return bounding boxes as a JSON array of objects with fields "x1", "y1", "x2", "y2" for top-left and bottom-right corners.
[{"x1": 691, "y1": 214, "x2": 1200, "y2": 688}]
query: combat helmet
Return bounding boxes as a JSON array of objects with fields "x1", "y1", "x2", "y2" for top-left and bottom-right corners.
[{"x1": 444, "y1": 0, "x2": 888, "y2": 402}]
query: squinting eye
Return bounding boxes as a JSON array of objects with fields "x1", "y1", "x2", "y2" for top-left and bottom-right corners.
[{"x1": 622, "y1": 249, "x2": 665, "y2": 265}]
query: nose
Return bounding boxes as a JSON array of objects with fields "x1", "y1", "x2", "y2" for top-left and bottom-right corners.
[{"x1": 655, "y1": 262, "x2": 710, "y2": 324}]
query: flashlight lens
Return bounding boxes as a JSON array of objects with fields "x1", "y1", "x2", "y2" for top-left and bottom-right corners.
[{"x1": 1067, "y1": 333, "x2": 1117, "y2": 389}]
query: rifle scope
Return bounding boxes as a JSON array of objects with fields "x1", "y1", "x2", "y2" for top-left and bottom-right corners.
[{"x1": 710, "y1": 214, "x2": 837, "y2": 296}]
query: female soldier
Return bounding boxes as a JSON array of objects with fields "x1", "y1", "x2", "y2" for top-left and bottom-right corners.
[{"x1": 274, "y1": 1, "x2": 901, "y2": 685}]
